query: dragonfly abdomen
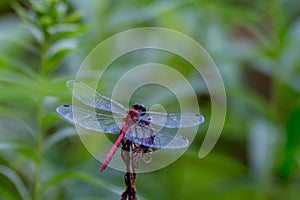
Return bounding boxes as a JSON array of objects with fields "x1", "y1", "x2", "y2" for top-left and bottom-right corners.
[{"x1": 100, "y1": 125, "x2": 129, "y2": 172}]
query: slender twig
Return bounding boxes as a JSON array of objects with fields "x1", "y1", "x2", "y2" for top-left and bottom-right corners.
[{"x1": 121, "y1": 139, "x2": 138, "y2": 200}]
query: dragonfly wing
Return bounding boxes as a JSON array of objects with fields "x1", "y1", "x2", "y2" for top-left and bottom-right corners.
[
  {"x1": 153, "y1": 131, "x2": 189, "y2": 149},
  {"x1": 125, "y1": 125, "x2": 189, "y2": 149},
  {"x1": 141, "y1": 112, "x2": 205, "y2": 128},
  {"x1": 56, "y1": 104, "x2": 121, "y2": 134},
  {"x1": 66, "y1": 80, "x2": 127, "y2": 115}
]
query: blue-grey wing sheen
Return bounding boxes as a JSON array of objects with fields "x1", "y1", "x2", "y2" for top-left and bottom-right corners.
[
  {"x1": 56, "y1": 104, "x2": 121, "y2": 134},
  {"x1": 66, "y1": 80, "x2": 127, "y2": 115},
  {"x1": 125, "y1": 125, "x2": 189, "y2": 149},
  {"x1": 141, "y1": 112, "x2": 205, "y2": 128}
]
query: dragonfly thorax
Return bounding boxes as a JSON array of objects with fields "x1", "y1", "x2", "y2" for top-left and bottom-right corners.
[
  {"x1": 125, "y1": 103, "x2": 151, "y2": 125},
  {"x1": 124, "y1": 109, "x2": 140, "y2": 124}
]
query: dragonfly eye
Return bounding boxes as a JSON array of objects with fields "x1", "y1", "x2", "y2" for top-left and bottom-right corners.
[{"x1": 131, "y1": 103, "x2": 146, "y2": 115}]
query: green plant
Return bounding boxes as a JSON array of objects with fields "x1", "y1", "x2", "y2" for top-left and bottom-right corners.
[{"x1": 0, "y1": 1, "x2": 122, "y2": 199}]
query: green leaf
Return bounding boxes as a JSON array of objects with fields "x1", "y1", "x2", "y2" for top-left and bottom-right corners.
[
  {"x1": 41, "y1": 113, "x2": 60, "y2": 131},
  {"x1": 50, "y1": 24, "x2": 87, "y2": 43},
  {"x1": 248, "y1": 118, "x2": 278, "y2": 181},
  {"x1": 39, "y1": 171, "x2": 123, "y2": 196},
  {"x1": 44, "y1": 39, "x2": 77, "y2": 73},
  {"x1": 47, "y1": 48, "x2": 74, "y2": 73},
  {"x1": 39, "y1": 15, "x2": 53, "y2": 27},
  {"x1": 0, "y1": 185, "x2": 19, "y2": 200},
  {"x1": 22, "y1": 22, "x2": 44, "y2": 44},
  {"x1": 0, "y1": 57, "x2": 37, "y2": 79},
  {"x1": 48, "y1": 23, "x2": 84, "y2": 35},
  {"x1": 230, "y1": 86, "x2": 270, "y2": 117},
  {"x1": 64, "y1": 11, "x2": 84, "y2": 23},
  {"x1": 0, "y1": 143, "x2": 39, "y2": 163},
  {"x1": 0, "y1": 165, "x2": 31, "y2": 200},
  {"x1": 54, "y1": 2, "x2": 68, "y2": 20},
  {"x1": 11, "y1": 2, "x2": 36, "y2": 25},
  {"x1": 0, "y1": 107, "x2": 36, "y2": 139},
  {"x1": 16, "y1": 145, "x2": 39, "y2": 163},
  {"x1": 29, "y1": 0, "x2": 51, "y2": 14},
  {"x1": 43, "y1": 127, "x2": 77, "y2": 151},
  {"x1": 279, "y1": 108, "x2": 300, "y2": 180}
]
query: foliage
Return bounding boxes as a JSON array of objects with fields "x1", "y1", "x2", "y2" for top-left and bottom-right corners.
[
  {"x1": 0, "y1": 0, "x2": 114, "y2": 200},
  {"x1": 0, "y1": 0, "x2": 300, "y2": 200}
]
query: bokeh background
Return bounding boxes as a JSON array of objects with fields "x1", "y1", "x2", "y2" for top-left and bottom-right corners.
[{"x1": 1, "y1": 0, "x2": 300, "y2": 200}]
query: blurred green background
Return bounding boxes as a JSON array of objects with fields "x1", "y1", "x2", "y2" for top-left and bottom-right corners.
[{"x1": 1, "y1": 0, "x2": 300, "y2": 199}]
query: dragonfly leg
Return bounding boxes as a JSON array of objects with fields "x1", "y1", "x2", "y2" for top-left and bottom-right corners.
[{"x1": 132, "y1": 144, "x2": 153, "y2": 167}]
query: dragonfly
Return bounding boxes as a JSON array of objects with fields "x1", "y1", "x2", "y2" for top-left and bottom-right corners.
[{"x1": 56, "y1": 80, "x2": 205, "y2": 172}]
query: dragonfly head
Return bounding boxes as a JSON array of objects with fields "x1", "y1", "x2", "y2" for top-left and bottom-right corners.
[
  {"x1": 130, "y1": 103, "x2": 151, "y2": 125},
  {"x1": 125, "y1": 109, "x2": 140, "y2": 124},
  {"x1": 131, "y1": 103, "x2": 146, "y2": 115}
]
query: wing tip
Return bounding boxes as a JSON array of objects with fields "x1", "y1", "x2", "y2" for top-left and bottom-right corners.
[
  {"x1": 192, "y1": 113, "x2": 205, "y2": 125},
  {"x1": 175, "y1": 135, "x2": 189, "y2": 149},
  {"x1": 56, "y1": 104, "x2": 72, "y2": 114},
  {"x1": 199, "y1": 114, "x2": 205, "y2": 124},
  {"x1": 66, "y1": 80, "x2": 75, "y2": 89}
]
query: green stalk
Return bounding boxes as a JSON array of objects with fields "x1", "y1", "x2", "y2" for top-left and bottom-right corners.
[
  {"x1": 33, "y1": 36, "x2": 48, "y2": 200},
  {"x1": 33, "y1": 98, "x2": 44, "y2": 200},
  {"x1": 270, "y1": 66, "x2": 280, "y2": 123}
]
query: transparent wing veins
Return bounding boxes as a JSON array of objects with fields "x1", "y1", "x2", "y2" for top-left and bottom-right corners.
[
  {"x1": 67, "y1": 80, "x2": 127, "y2": 115},
  {"x1": 56, "y1": 104, "x2": 122, "y2": 134},
  {"x1": 125, "y1": 124, "x2": 189, "y2": 149},
  {"x1": 141, "y1": 111, "x2": 205, "y2": 128}
]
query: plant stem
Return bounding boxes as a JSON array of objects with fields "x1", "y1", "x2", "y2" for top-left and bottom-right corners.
[
  {"x1": 33, "y1": 97, "x2": 44, "y2": 200},
  {"x1": 39, "y1": 37, "x2": 49, "y2": 77},
  {"x1": 33, "y1": 34, "x2": 48, "y2": 200}
]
